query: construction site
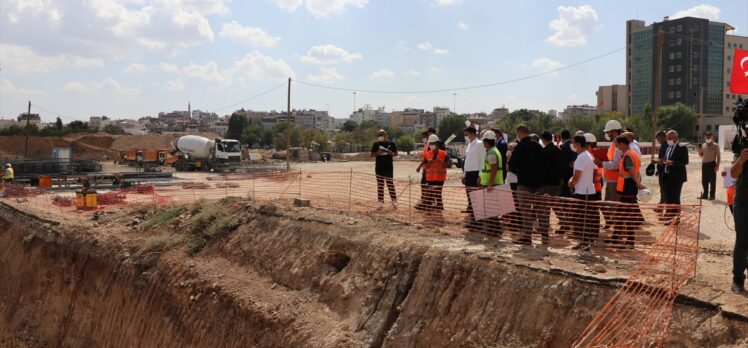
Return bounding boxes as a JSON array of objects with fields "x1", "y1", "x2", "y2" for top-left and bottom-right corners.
[{"x1": 0, "y1": 132, "x2": 746, "y2": 347}]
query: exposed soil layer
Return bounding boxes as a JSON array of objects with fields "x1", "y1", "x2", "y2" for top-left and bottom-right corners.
[{"x1": 1, "y1": 200, "x2": 747, "y2": 347}]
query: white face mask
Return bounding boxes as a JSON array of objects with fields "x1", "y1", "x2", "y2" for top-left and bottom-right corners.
[
  {"x1": 604, "y1": 133, "x2": 611, "y2": 141},
  {"x1": 706, "y1": 138, "x2": 713, "y2": 144},
  {"x1": 667, "y1": 140, "x2": 675, "y2": 146},
  {"x1": 422, "y1": 138, "x2": 428, "y2": 143},
  {"x1": 429, "y1": 145, "x2": 436, "y2": 150},
  {"x1": 377, "y1": 136, "x2": 384, "y2": 142}
]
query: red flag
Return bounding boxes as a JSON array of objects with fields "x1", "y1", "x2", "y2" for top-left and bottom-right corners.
[{"x1": 731, "y1": 49, "x2": 748, "y2": 94}]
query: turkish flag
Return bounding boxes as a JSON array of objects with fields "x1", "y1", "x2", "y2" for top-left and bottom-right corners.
[{"x1": 731, "y1": 49, "x2": 748, "y2": 94}]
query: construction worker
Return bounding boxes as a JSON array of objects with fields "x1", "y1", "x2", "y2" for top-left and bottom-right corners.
[
  {"x1": 610, "y1": 135, "x2": 645, "y2": 249},
  {"x1": 415, "y1": 128, "x2": 437, "y2": 210},
  {"x1": 2, "y1": 163, "x2": 14, "y2": 183},
  {"x1": 584, "y1": 133, "x2": 604, "y2": 201},
  {"x1": 597, "y1": 119, "x2": 624, "y2": 230},
  {"x1": 420, "y1": 134, "x2": 447, "y2": 211},
  {"x1": 479, "y1": 130, "x2": 504, "y2": 236}
]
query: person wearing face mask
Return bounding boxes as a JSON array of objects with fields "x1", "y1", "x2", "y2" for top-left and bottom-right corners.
[
  {"x1": 416, "y1": 128, "x2": 437, "y2": 210},
  {"x1": 661, "y1": 130, "x2": 689, "y2": 222},
  {"x1": 539, "y1": 131, "x2": 563, "y2": 242},
  {"x1": 478, "y1": 130, "x2": 505, "y2": 236},
  {"x1": 654, "y1": 131, "x2": 668, "y2": 206},
  {"x1": 568, "y1": 135, "x2": 600, "y2": 251},
  {"x1": 507, "y1": 124, "x2": 546, "y2": 245},
  {"x1": 610, "y1": 135, "x2": 645, "y2": 249},
  {"x1": 598, "y1": 120, "x2": 624, "y2": 231},
  {"x1": 462, "y1": 126, "x2": 485, "y2": 228},
  {"x1": 421, "y1": 134, "x2": 448, "y2": 211},
  {"x1": 370, "y1": 129, "x2": 398, "y2": 209},
  {"x1": 698, "y1": 131, "x2": 720, "y2": 200}
]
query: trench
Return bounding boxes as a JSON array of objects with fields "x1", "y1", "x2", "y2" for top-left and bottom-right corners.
[{"x1": 0, "y1": 202, "x2": 746, "y2": 347}]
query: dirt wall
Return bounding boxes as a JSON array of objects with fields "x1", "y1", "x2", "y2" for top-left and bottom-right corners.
[{"x1": 1, "y1": 202, "x2": 746, "y2": 347}]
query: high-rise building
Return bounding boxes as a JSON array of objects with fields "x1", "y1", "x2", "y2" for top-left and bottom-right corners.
[
  {"x1": 627, "y1": 16, "x2": 743, "y2": 132},
  {"x1": 596, "y1": 84, "x2": 628, "y2": 115}
]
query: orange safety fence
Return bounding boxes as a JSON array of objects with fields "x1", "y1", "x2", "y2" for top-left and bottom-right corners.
[{"x1": 1, "y1": 170, "x2": 702, "y2": 345}]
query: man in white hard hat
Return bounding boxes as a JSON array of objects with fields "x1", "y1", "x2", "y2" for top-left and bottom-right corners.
[
  {"x1": 420, "y1": 134, "x2": 448, "y2": 212},
  {"x1": 476, "y1": 130, "x2": 504, "y2": 236},
  {"x1": 597, "y1": 119, "x2": 624, "y2": 229},
  {"x1": 2, "y1": 163, "x2": 14, "y2": 183}
]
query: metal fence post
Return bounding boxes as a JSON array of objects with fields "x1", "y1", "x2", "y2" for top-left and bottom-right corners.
[
  {"x1": 348, "y1": 168, "x2": 353, "y2": 212},
  {"x1": 408, "y1": 176, "x2": 412, "y2": 223},
  {"x1": 298, "y1": 167, "x2": 302, "y2": 198}
]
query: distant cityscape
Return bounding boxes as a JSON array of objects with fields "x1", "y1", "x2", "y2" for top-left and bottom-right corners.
[{"x1": 2, "y1": 16, "x2": 748, "y2": 138}]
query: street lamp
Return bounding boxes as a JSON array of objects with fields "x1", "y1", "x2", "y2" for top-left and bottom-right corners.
[{"x1": 353, "y1": 92, "x2": 357, "y2": 112}]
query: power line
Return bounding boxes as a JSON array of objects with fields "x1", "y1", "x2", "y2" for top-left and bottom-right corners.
[
  {"x1": 209, "y1": 80, "x2": 288, "y2": 113},
  {"x1": 295, "y1": 47, "x2": 626, "y2": 94},
  {"x1": 29, "y1": 103, "x2": 79, "y2": 122}
]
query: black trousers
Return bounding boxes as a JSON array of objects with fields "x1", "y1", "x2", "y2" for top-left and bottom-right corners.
[
  {"x1": 424, "y1": 181, "x2": 444, "y2": 210},
  {"x1": 572, "y1": 194, "x2": 600, "y2": 245},
  {"x1": 376, "y1": 174, "x2": 396, "y2": 202},
  {"x1": 701, "y1": 162, "x2": 717, "y2": 199},
  {"x1": 464, "y1": 171, "x2": 480, "y2": 217},
  {"x1": 663, "y1": 175, "x2": 684, "y2": 221},
  {"x1": 734, "y1": 203, "x2": 748, "y2": 285}
]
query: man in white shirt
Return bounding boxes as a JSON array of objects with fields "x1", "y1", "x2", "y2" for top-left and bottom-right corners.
[
  {"x1": 568, "y1": 135, "x2": 600, "y2": 251},
  {"x1": 462, "y1": 126, "x2": 485, "y2": 220}
]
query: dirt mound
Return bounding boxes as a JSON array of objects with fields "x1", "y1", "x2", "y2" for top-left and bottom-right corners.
[
  {"x1": 110, "y1": 134, "x2": 176, "y2": 151},
  {"x1": 0, "y1": 136, "x2": 70, "y2": 157}
]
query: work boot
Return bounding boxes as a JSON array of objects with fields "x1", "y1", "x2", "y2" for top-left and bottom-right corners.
[{"x1": 731, "y1": 281, "x2": 745, "y2": 294}]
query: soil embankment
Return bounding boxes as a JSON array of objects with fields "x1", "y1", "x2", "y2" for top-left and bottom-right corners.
[{"x1": 0, "y1": 200, "x2": 746, "y2": 347}]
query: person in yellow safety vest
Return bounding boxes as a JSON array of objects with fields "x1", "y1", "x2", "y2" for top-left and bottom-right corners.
[
  {"x1": 478, "y1": 130, "x2": 504, "y2": 237},
  {"x1": 596, "y1": 119, "x2": 624, "y2": 230},
  {"x1": 2, "y1": 163, "x2": 14, "y2": 182},
  {"x1": 610, "y1": 135, "x2": 646, "y2": 249}
]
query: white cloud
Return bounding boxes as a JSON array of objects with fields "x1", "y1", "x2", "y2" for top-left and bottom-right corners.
[
  {"x1": 429, "y1": 67, "x2": 443, "y2": 73},
  {"x1": 415, "y1": 41, "x2": 449, "y2": 55},
  {"x1": 270, "y1": 0, "x2": 368, "y2": 18},
  {"x1": 369, "y1": 69, "x2": 395, "y2": 79},
  {"x1": 546, "y1": 5, "x2": 600, "y2": 47},
  {"x1": 219, "y1": 21, "x2": 281, "y2": 47},
  {"x1": 0, "y1": 0, "x2": 227, "y2": 66},
  {"x1": 306, "y1": 67, "x2": 343, "y2": 84},
  {"x1": 162, "y1": 52, "x2": 294, "y2": 90},
  {"x1": 430, "y1": 0, "x2": 461, "y2": 5},
  {"x1": 0, "y1": 44, "x2": 104, "y2": 74},
  {"x1": 0, "y1": 79, "x2": 46, "y2": 96},
  {"x1": 456, "y1": 21, "x2": 468, "y2": 30},
  {"x1": 531, "y1": 58, "x2": 564, "y2": 76},
  {"x1": 406, "y1": 70, "x2": 421, "y2": 76},
  {"x1": 124, "y1": 63, "x2": 148, "y2": 73},
  {"x1": 300, "y1": 44, "x2": 363, "y2": 65},
  {"x1": 62, "y1": 78, "x2": 141, "y2": 97},
  {"x1": 672, "y1": 4, "x2": 720, "y2": 21}
]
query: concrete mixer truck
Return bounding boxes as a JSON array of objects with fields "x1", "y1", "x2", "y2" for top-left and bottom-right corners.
[{"x1": 172, "y1": 135, "x2": 242, "y2": 172}]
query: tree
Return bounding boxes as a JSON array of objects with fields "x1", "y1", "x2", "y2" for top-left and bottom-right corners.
[
  {"x1": 438, "y1": 115, "x2": 467, "y2": 143},
  {"x1": 342, "y1": 119, "x2": 358, "y2": 132},
  {"x1": 227, "y1": 113, "x2": 248, "y2": 140},
  {"x1": 657, "y1": 103, "x2": 697, "y2": 140},
  {"x1": 358, "y1": 120, "x2": 380, "y2": 130},
  {"x1": 55, "y1": 117, "x2": 63, "y2": 130},
  {"x1": 67, "y1": 120, "x2": 89, "y2": 132},
  {"x1": 241, "y1": 124, "x2": 264, "y2": 147},
  {"x1": 396, "y1": 134, "x2": 416, "y2": 154},
  {"x1": 103, "y1": 124, "x2": 125, "y2": 135}
]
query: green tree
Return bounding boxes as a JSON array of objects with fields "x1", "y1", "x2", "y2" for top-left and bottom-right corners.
[
  {"x1": 396, "y1": 134, "x2": 416, "y2": 154},
  {"x1": 657, "y1": 103, "x2": 697, "y2": 140},
  {"x1": 67, "y1": 120, "x2": 89, "y2": 132},
  {"x1": 241, "y1": 124, "x2": 264, "y2": 147},
  {"x1": 342, "y1": 119, "x2": 358, "y2": 132},
  {"x1": 55, "y1": 117, "x2": 63, "y2": 130},
  {"x1": 227, "y1": 112, "x2": 248, "y2": 140},
  {"x1": 438, "y1": 115, "x2": 467, "y2": 143},
  {"x1": 358, "y1": 120, "x2": 380, "y2": 130},
  {"x1": 103, "y1": 124, "x2": 125, "y2": 135}
]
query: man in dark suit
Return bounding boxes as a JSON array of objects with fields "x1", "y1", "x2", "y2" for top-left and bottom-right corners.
[
  {"x1": 556, "y1": 130, "x2": 577, "y2": 234},
  {"x1": 662, "y1": 130, "x2": 689, "y2": 221},
  {"x1": 654, "y1": 131, "x2": 668, "y2": 204}
]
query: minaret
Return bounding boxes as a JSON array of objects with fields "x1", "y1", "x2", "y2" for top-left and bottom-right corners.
[{"x1": 188, "y1": 102, "x2": 191, "y2": 119}]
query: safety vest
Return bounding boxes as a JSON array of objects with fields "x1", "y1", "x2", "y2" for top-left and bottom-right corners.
[
  {"x1": 2, "y1": 167, "x2": 13, "y2": 180},
  {"x1": 594, "y1": 167, "x2": 603, "y2": 193},
  {"x1": 425, "y1": 149, "x2": 447, "y2": 182},
  {"x1": 616, "y1": 150, "x2": 641, "y2": 192},
  {"x1": 604, "y1": 144, "x2": 620, "y2": 182},
  {"x1": 480, "y1": 147, "x2": 504, "y2": 186}
]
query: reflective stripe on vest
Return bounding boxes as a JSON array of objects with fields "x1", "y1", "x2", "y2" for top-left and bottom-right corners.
[
  {"x1": 616, "y1": 150, "x2": 641, "y2": 192},
  {"x1": 479, "y1": 147, "x2": 504, "y2": 186},
  {"x1": 594, "y1": 167, "x2": 603, "y2": 193},
  {"x1": 604, "y1": 145, "x2": 619, "y2": 181},
  {"x1": 425, "y1": 149, "x2": 447, "y2": 182}
]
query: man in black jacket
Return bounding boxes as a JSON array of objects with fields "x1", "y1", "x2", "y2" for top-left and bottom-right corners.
[
  {"x1": 508, "y1": 124, "x2": 546, "y2": 245},
  {"x1": 556, "y1": 130, "x2": 577, "y2": 234},
  {"x1": 661, "y1": 130, "x2": 689, "y2": 221},
  {"x1": 654, "y1": 131, "x2": 668, "y2": 204},
  {"x1": 540, "y1": 131, "x2": 563, "y2": 240}
]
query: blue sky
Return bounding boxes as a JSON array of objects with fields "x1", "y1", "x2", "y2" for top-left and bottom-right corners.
[{"x1": 1, "y1": 0, "x2": 746, "y2": 122}]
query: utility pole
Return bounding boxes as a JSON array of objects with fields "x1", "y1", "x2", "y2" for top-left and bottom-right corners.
[
  {"x1": 652, "y1": 30, "x2": 664, "y2": 150},
  {"x1": 24, "y1": 101, "x2": 31, "y2": 157},
  {"x1": 453, "y1": 93, "x2": 457, "y2": 115},
  {"x1": 286, "y1": 77, "x2": 291, "y2": 172}
]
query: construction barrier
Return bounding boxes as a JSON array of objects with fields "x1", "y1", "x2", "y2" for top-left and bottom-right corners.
[{"x1": 1, "y1": 170, "x2": 702, "y2": 346}]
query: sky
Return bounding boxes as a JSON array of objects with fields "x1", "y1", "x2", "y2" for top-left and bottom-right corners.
[{"x1": 1, "y1": 0, "x2": 747, "y2": 123}]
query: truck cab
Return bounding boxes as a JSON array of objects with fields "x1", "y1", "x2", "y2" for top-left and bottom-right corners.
[{"x1": 215, "y1": 139, "x2": 242, "y2": 162}]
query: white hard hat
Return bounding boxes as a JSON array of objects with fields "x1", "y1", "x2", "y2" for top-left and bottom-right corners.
[
  {"x1": 637, "y1": 188, "x2": 653, "y2": 203},
  {"x1": 603, "y1": 120, "x2": 623, "y2": 133},
  {"x1": 482, "y1": 130, "x2": 497, "y2": 140},
  {"x1": 427, "y1": 134, "x2": 440, "y2": 143},
  {"x1": 584, "y1": 133, "x2": 597, "y2": 143},
  {"x1": 5, "y1": 163, "x2": 10, "y2": 168}
]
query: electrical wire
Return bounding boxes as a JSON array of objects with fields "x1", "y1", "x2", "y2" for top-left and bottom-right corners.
[
  {"x1": 209, "y1": 80, "x2": 288, "y2": 113},
  {"x1": 295, "y1": 47, "x2": 626, "y2": 94},
  {"x1": 29, "y1": 103, "x2": 79, "y2": 122}
]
